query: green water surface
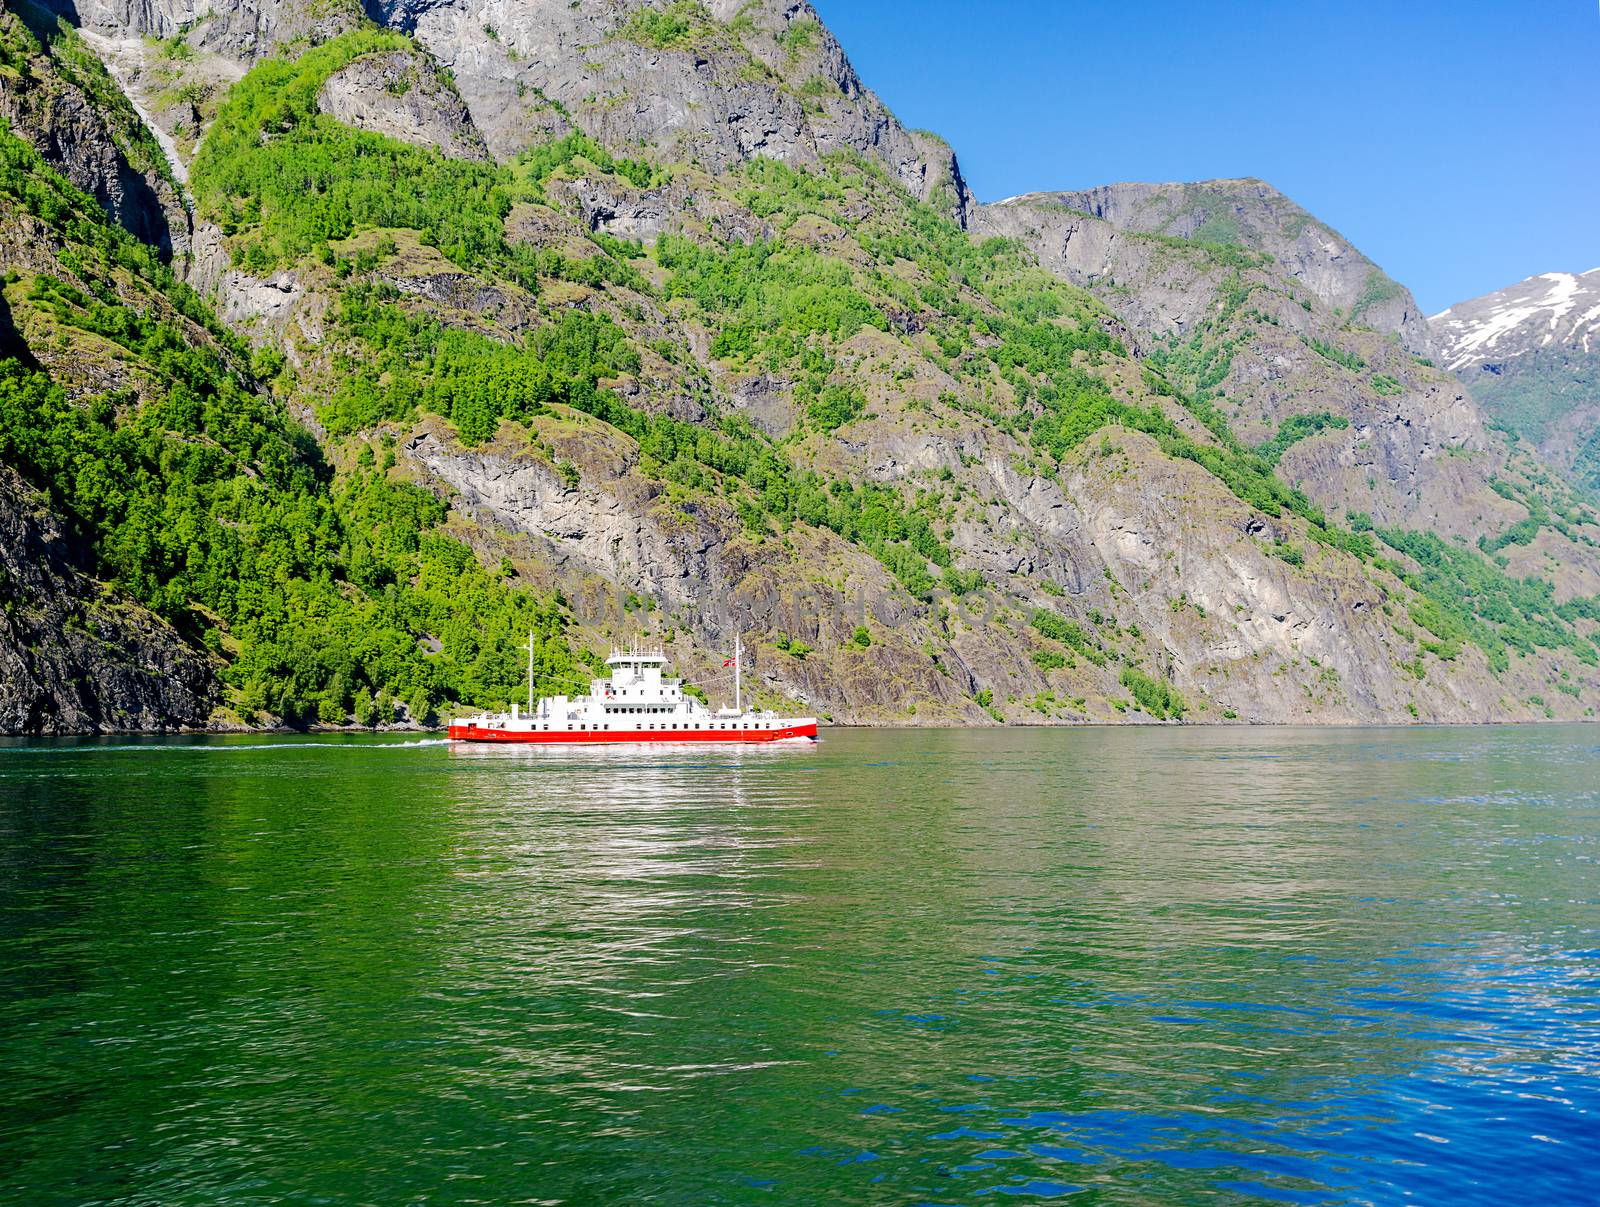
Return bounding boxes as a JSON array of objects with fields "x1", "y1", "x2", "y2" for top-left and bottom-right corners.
[{"x1": 1, "y1": 726, "x2": 1597, "y2": 1204}]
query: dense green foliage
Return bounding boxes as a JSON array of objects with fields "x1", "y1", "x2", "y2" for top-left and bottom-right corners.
[
  {"x1": 326, "y1": 285, "x2": 642, "y2": 441},
  {"x1": 615, "y1": 1, "x2": 710, "y2": 51},
  {"x1": 1119, "y1": 667, "x2": 1185, "y2": 720},
  {"x1": 1257, "y1": 412, "x2": 1351, "y2": 468},
  {"x1": 1376, "y1": 528, "x2": 1597, "y2": 671},
  {"x1": 195, "y1": 31, "x2": 543, "y2": 280},
  {"x1": 0, "y1": 347, "x2": 581, "y2": 723},
  {"x1": 0, "y1": 121, "x2": 584, "y2": 724},
  {"x1": 658, "y1": 234, "x2": 887, "y2": 364},
  {"x1": 327, "y1": 286, "x2": 969, "y2": 600},
  {"x1": 1031, "y1": 609, "x2": 1107, "y2": 667},
  {"x1": 1304, "y1": 334, "x2": 1366, "y2": 374},
  {"x1": 515, "y1": 131, "x2": 667, "y2": 200}
]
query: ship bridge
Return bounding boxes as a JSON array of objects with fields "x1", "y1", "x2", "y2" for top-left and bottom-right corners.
[{"x1": 600, "y1": 648, "x2": 679, "y2": 700}]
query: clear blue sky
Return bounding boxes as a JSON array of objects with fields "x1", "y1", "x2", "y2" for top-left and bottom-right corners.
[{"x1": 812, "y1": 0, "x2": 1599, "y2": 312}]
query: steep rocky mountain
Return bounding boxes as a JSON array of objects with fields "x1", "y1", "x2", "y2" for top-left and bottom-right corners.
[
  {"x1": 2, "y1": 0, "x2": 1599, "y2": 734},
  {"x1": 993, "y1": 180, "x2": 1435, "y2": 356},
  {"x1": 39, "y1": 0, "x2": 971, "y2": 218},
  {"x1": 0, "y1": 463, "x2": 219, "y2": 734},
  {"x1": 0, "y1": 3, "x2": 188, "y2": 252},
  {"x1": 976, "y1": 183, "x2": 1600, "y2": 601},
  {"x1": 1432, "y1": 270, "x2": 1600, "y2": 491}
]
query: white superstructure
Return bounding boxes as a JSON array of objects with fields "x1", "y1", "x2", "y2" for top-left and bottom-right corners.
[{"x1": 449, "y1": 637, "x2": 818, "y2": 744}]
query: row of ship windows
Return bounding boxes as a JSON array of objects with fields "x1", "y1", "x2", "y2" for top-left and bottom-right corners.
[{"x1": 541, "y1": 721, "x2": 774, "y2": 731}]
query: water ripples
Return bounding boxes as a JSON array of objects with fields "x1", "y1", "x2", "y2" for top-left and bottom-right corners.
[{"x1": 1, "y1": 726, "x2": 1597, "y2": 1204}]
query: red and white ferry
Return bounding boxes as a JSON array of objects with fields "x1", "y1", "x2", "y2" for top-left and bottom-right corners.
[{"x1": 448, "y1": 637, "x2": 818, "y2": 745}]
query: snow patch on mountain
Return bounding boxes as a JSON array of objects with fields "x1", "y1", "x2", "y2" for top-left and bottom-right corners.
[{"x1": 1433, "y1": 268, "x2": 1600, "y2": 371}]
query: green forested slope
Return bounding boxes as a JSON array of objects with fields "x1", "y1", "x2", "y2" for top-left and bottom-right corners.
[
  {"x1": 0, "y1": 120, "x2": 583, "y2": 726},
  {"x1": 3, "y1": 14, "x2": 1599, "y2": 730}
]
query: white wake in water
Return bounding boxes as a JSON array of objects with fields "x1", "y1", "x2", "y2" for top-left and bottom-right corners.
[{"x1": 4, "y1": 738, "x2": 454, "y2": 755}]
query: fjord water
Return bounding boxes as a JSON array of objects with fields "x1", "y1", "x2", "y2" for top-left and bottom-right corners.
[{"x1": 1, "y1": 728, "x2": 1596, "y2": 1205}]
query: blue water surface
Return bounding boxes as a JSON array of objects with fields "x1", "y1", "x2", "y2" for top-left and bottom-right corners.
[{"x1": 0, "y1": 724, "x2": 1596, "y2": 1204}]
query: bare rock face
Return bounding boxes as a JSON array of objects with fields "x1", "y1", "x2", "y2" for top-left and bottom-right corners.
[
  {"x1": 970, "y1": 185, "x2": 1600, "y2": 590},
  {"x1": 317, "y1": 48, "x2": 490, "y2": 161},
  {"x1": 400, "y1": 421, "x2": 996, "y2": 724},
  {"x1": 47, "y1": 0, "x2": 972, "y2": 222},
  {"x1": 0, "y1": 9, "x2": 187, "y2": 256},
  {"x1": 0, "y1": 467, "x2": 218, "y2": 735},
  {"x1": 975, "y1": 201, "x2": 1220, "y2": 339},
  {"x1": 990, "y1": 180, "x2": 1434, "y2": 357},
  {"x1": 36, "y1": 0, "x2": 360, "y2": 60},
  {"x1": 404, "y1": 423, "x2": 726, "y2": 616},
  {"x1": 384, "y1": 0, "x2": 971, "y2": 216}
]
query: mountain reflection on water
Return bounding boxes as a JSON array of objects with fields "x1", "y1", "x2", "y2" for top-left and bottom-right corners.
[{"x1": 1, "y1": 726, "x2": 1596, "y2": 1204}]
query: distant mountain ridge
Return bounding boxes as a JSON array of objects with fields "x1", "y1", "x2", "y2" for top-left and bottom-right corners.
[
  {"x1": 1433, "y1": 269, "x2": 1600, "y2": 372},
  {"x1": 1432, "y1": 270, "x2": 1600, "y2": 492}
]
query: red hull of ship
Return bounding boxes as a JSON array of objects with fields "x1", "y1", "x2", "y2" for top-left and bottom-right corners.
[{"x1": 448, "y1": 721, "x2": 818, "y2": 745}]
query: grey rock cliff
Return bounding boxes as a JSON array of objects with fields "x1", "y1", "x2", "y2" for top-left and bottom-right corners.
[
  {"x1": 0, "y1": 7, "x2": 187, "y2": 256},
  {"x1": 972, "y1": 182, "x2": 1600, "y2": 591},
  {"x1": 317, "y1": 47, "x2": 490, "y2": 161},
  {"x1": 42, "y1": 0, "x2": 972, "y2": 223},
  {"x1": 36, "y1": 0, "x2": 359, "y2": 60},
  {"x1": 393, "y1": 0, "x2": 971, "y2": 217},
  {"x1": 990, "y1": 180, "x2": 1434, "y2": 357},
  {"x1": 0, "y1": 467, "x2": 219, "y2": 735}
]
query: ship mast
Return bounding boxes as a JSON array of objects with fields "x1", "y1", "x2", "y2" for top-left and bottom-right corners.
[
  {"x1": 527, "y1": 631, "x2": 535, "y2": 714},
  {"x1": 735, "y1": 632, "x2": 742, "y2": 715}
]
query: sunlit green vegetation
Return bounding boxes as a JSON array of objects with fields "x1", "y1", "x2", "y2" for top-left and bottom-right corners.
[
  {"x1": 1031, "y1": 609, "x2": 1107, "y2": 667},
  {"x1": 324, "y1": 285, "x2": 641, "y2": 440},
  {"x1": 1257, "y1": 412, "x2": 1350, "y2": 467},
  {"x1": 327, "y1": 286, "x2": 972, "y2": 600},
  {"x1": 515, "y1": 131, "x2": 668, "y2": 200},
  {"x1": 0, "y1": 120, "x2": 585, "y2": 725},
  {"x1": 0, "y1": 347, "x2": 584, "y2": 725},
  {"x1": 194, "y1": 31, "x2": 661, "y2": 286},
  {"x1": 193, "y1": 31, "x2": 522, "y2": 274},
  {"x1": 1304, "y1": 334, "x2": 1367, "y2": 373},
  {"x1": 658, "y1": 233, "x2": 887, "y2": 364},
  {"x1": 615, "y1": 1, "x2": 709, "y2": 51},
  {"x1": 1119, "y1": 667, "x2": 1185, "y2": 720},
  {"x1": 1376, "y1": 528, "x2": 1597, "y2": 671}
]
